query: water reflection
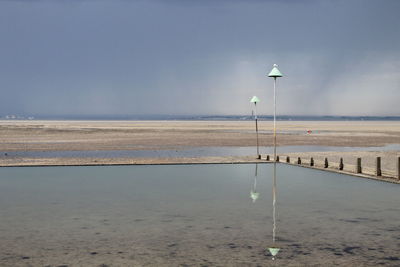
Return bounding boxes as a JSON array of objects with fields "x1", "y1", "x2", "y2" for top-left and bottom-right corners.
[
  {"x1": 4, "y1": 144, "x2": 400, "y2": 158},
  {"x1": 250, "y1": 162, "x2": 281, "y2": 260},
  {"x1": 250, "y1": 164, "x2": 259, "y2": 203},
  {"x1": 268, "y1": 161, "x2": 281, "y2": 260}
]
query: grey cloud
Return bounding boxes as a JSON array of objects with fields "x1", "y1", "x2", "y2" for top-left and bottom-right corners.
[{"x1": 0, "y1": 0, "x2": 399, "y2": 116}]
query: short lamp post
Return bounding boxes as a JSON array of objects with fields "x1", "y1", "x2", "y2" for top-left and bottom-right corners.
[{"x1": 250, "y1": 96, "x2": 261, "y2": 159}]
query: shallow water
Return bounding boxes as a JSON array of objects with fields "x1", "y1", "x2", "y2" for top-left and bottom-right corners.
[
  {"x1": 0, "y1": 164, "x2": 399, "y2": 266},
  {"x1": 2, "y1": 143, "x2": 400, "y2": 158}
]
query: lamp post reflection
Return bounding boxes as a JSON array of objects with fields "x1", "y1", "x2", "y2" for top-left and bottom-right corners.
[
  {"x1": 250, "y1": 163, "x2": 259, "y2": 203},
  {"x1": 268, "y1": 161, "x2": 280, "y2": 260},
  {"x1": 248, "y1": 162, "x2": 280, "y2": 260}
]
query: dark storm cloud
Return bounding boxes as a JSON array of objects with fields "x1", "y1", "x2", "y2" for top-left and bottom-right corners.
[{"x1": 0, "y1": 0, "x2": 399, "y2": 116}]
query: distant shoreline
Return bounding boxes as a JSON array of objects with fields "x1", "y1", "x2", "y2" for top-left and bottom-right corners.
[{"x1": 2, "y1": 115, "x2": 400, "y2": 121}]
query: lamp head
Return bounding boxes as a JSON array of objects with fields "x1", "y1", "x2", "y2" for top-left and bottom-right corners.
[
  {"x1": 250, "y1": 96, "x2": 260, "y2": 103},
  {"x1": 268, "y1": 64, "x2": 283, "y2": 78}
]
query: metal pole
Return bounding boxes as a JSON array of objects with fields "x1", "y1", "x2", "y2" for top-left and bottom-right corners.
[
  {"x1": 255, "y1": 103, "x2": 260, "y2": 158},
  {"x1": 273, "y1": 77, "x2": 277, "y2": 161}
]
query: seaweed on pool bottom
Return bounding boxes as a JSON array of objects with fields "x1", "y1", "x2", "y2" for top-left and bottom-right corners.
[{"x1": 343, "y1": 246, "x2": 361, "y2": 254}]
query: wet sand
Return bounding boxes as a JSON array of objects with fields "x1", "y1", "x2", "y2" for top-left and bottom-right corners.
[{"x1": 0, "y1": 156, "x2": 260, "y2": 167}]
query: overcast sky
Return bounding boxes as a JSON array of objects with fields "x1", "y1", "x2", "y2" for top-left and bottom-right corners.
[{"x1": 0, "y1": 0, "x2": 399, "y2": 116}]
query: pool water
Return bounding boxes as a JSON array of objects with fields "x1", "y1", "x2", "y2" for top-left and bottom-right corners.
[
  {"x1": 0, "y1": 164, "x2": 399, "y2": 266},
  {"x1": 2, "y1": 144, "x2": 400, "y2": 158}
]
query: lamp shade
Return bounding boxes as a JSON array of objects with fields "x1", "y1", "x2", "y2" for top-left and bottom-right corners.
[
  {"x1": 250, "y1": 96, "x2": 260, "y2": 103},
  {"x1": 268, "y1": 64, "x2": 283, "y2": 78}
]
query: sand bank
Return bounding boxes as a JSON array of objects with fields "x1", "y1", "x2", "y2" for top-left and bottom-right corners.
[{"x1": 1, "y1": 120, "x2": 400, "y2": 152}]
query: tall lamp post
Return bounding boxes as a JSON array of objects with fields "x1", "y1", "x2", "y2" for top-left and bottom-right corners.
[
  {"x1": 268, "y1": 64, "x2": 283, "y2": 162},
  {"x1": 267, "y1": 64, "x2": 283, "y2": 260},
  {"x1": 250, "y1": 96, "x2": 261, "y2": 159}
]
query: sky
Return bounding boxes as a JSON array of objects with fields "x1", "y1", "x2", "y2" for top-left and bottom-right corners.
[{"x1": 0, "y1": 0, "x2": 399, "y2": 117}]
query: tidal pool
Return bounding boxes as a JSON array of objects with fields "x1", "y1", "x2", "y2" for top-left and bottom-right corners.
[
  {"x1": 0, "y1": 164, "x2": 399, "y2": 266},
  {"x1": 2, "y1": 143, "x2": 400, "y2": 158}
]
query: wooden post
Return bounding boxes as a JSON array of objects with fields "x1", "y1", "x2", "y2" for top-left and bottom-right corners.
[
  {"x1": 339, "y1": 158, "x2": 344, "y2": 170},
  {"x1": 286, "y1": 156, "x2": 290, "y2": 163},
  {"x1": 324, "y1": 158, "x2": 328, "y2": 168},
  {"x1": 376, "y1": 157, "x2": 382, "y2": 176},
  {"x1": 297, "y1": 157, "x2": 301, "y2": 164},
  {"x1": 356, "y1": 158, "x2": 362, "y2": 173},
  {"x1": 310, "y1": 157, "x2": 314, "y2": 166},
  {"x1": 276, "y1": 155, "x2": 279, "y2": 162},
  {"x1": 266, "y1": 155, "x2": 270, "y2": 161},
  {"x1": 397, "y1": 157, "x2": 400, "y2": 180}
]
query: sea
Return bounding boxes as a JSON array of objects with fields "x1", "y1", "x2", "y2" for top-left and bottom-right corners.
[{"x1": 2, "y1": 114, "x2": 400, "y2": 121}]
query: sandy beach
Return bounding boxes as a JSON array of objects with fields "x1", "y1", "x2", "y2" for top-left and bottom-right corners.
[{"x1": 1, "y1": 120, "x2": 400, "y2": 152}]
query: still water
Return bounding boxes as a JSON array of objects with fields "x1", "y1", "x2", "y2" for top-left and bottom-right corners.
[
  {"x1": 0, "y1": 164, "x2": 399, "y2": 266},
  {"x1": 3, "y1": 144, "x2": 400, "y2": 158}
]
